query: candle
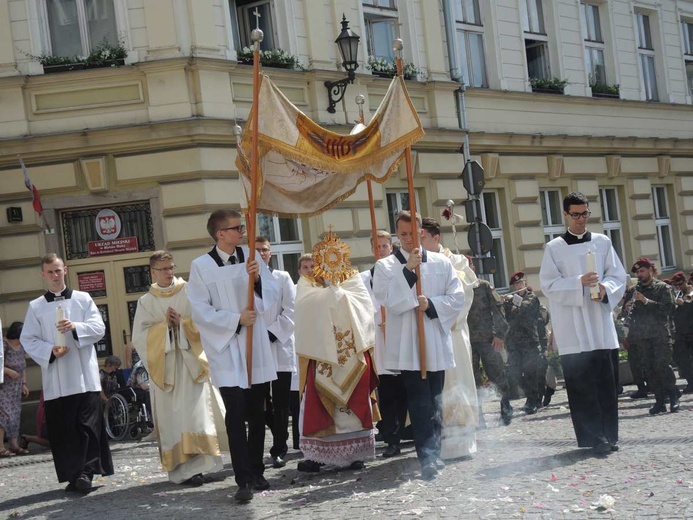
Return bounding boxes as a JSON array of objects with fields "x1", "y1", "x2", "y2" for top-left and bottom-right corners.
[
  {"x1": 56, "y1": 304, "x2": 67, "y2": 348},
  {"x1": 585, "y1": 251, "x2": 600, "y2": 300}
]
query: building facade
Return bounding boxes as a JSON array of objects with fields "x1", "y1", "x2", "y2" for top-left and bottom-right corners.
[{"x1": 1, "y1": 0, "x2": 693, "y2": 388}]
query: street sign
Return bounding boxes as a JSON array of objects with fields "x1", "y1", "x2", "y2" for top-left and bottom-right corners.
[
  {"x1": 467, "y1": 221, "x2": 493, "y2": 255},
  {"x1": 461, "y1": 160, "x2": 485, "y2": 196},
  {"x1": 464, "y1": 199, "x2": 482, "y2": 223},
  {"x1": 471, "y1": 256, "x2": 497, "y2": 275}
]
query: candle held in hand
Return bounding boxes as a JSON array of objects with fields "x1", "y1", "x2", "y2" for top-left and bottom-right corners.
[
  {"x1": 585, "y1": 251, "x2": 600, "y2": 300},
  {"x1": 56, "y1": 304, "x2": 67, "y2": 350}
]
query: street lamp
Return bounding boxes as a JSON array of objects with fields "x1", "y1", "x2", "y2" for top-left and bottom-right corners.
[{"x1": 324, "y1": 15, "x2": 360, "y2": 114}]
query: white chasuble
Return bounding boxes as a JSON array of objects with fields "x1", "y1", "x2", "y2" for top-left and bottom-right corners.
[
  {"x1": 360, "y1": 269, "x2": 394, "y2": 376},
  {"x1": 540, "y1": 233, "x2": 627, "y2": 356},
  {"x1": 21, "y1": 290, "x2": 105, "y2": 401},
  {"x1": 187, "y1": 246, "x2": 278, "y2": 389},
  {"x1": 373, "y1": 250, "x2": 465, "y2": 372}
]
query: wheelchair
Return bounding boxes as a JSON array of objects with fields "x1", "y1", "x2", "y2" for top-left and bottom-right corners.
[{"x1": 104, "y1": 387, "x2": 153, "y2": 441}]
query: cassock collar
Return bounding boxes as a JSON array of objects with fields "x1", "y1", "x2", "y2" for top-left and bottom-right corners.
[
  {"x1": 208, "y1": 245, "x2": 245, "y2": 266},
  {"x1": 44, "y1": 287, "x2": 73, "y2": 302},
  {"x1": 562, "y1": 230, "x2": 592, "y2": 245},
  {"x1": 394, "y1": 248, "x2": 427, "y2": 265}
]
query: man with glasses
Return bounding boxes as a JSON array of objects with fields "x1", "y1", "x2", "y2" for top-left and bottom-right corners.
[
  {"x1": 623, "y1": 257, "x2": 678, "y2": 415},
  {"x1": 670, "y1": 271, "x2": 693, "y2": 394},
  {"x1": 132, "y1": 250, "x2": 226, "y2": 487},
  {"x1": 255, "y1": 236, "x2": 296, "y2": 469},
  {"x1": 540, "y1": 192, "x2": 627, "y2": 455},
  {"x1": 188, "y1": 209, "x2": 278, "y2": 502}
]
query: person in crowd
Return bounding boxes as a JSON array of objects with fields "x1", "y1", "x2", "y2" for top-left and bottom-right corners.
[
  {"x1": 503, "y1": 272, "x2": 548, "y2": 415},
  {"x1": 623, "y1": 257, "x2": 678, "y2": 415},
  {"x1": 361, "y1": 230, "x2": 407, "y2": 458},
  {"x1": 540, "y1": 192, "x2": 627, "y2": 455},
  {"x1": 373, "y1": 211, "x2": 465, "y2": 480},
  {"x1": 295, "y1": 230, "x2": 378, "y2": 472},
  {"x1": 132, "y1": 250, "x2": 226, "y2": 487},
  {"x1": 0, "y1": 322, "x2": 29, "y2": 456},
  {"x1": 420, "y1": 218, "x2": 479, "y2": 460},
  {"x1": 20, "y1": 390, "x2": 50, "y2": 450},
  {"x1": 187, "y1": 209, "x2": 278, "y2": 502},
  {"x1": 466, "y1": 261, "x2": 513, "y2": 426},
  {"x1": 669, "y1": 271, "x2": 693, "y2": 394},
  {"x1": 255, "y1": 236, "x2": 296, "y2": 469},
  {"x1": 99, "y1": 355, "x2": 121, "y2": 403},
  {"x1": 21, "y1": 253, "x2": 113, "y2": 491}
]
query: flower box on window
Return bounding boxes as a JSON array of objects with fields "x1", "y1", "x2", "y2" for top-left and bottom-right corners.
[
  {"x1": 590, "y1": 82, "x2": 620, "y2": 99},
  {"x1": 236, "y1": 48, "x2": 303, "y2": 70},
  {"x1": 31, "y1": 40, "x2": 128, "y2": 74},
  {"x1": 529, "y1": 77, "x2": 568, "y2": 95}
]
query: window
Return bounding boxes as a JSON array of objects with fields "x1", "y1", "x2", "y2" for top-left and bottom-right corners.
[
  {"x1": 455, "y1": 0, "x2": 487, "y2": 87},
  {"x1": 581, "y1": 2, "x2": 606, "y2": 85},
  {"x1": 44, "y1": 0, "x2": 118, "y2": 57},
  {"x1": 540, "y1": 189, "x2": 564, "y2": 242},
  {"x1": 652, "y1": 186, "x2": 675, "y2": 268},
  {"x1": 385, "y1": 189, "x2": 421, "y2": 235},
  {"x1": 522, "y1": 0, "x2": 549, "y2": 80},
  {"x1": 362, "y1": 0, "x2": 398, "y2": 62},
  {"x1": 257, "y1": 214, "x2": 304, "y2": 281},
  {"x1": 682, "y1": 19, "x2": 693, "y2": 96},
  {"x1": 635, "y1": 12, "x2": 658, "y2": 101},
  {"x1": 599, "y1": 188, "x2": 624, "y2": 262},
  {"x1": 232, "y1": 0, "x2": 278, "y2": 51},
  {"x1": 479, "y1": 191, "x2": 507, "y2": 289}
]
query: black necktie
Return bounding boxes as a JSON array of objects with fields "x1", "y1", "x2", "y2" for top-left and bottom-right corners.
[{"x1": 228, "y1": 256, "x2": 236, "y2": 265}]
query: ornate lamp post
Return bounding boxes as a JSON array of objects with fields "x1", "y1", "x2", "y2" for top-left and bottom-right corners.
[{"x1": 324, "y1": 15, "x2": 360, "y2": 114}]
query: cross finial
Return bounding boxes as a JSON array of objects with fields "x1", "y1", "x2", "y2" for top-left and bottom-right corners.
[{"x1": 253, "y1": 7, "x2": 261, "y2": 30}]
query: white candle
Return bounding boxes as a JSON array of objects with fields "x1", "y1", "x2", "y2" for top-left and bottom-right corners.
[
  {"x1": 56, "y1": 304, "x2": 66, "y2": 347},
  {"x1": 586, "y1": 251, "x2": 600, "y2": 300}
]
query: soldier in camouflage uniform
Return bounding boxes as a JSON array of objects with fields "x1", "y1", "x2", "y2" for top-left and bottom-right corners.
[
  {"x1": 468, "y1": 272, "x2": 513, "y2": 425},
  {"x1": 670, "y1": 271, "x2": 693, "y2": 394},
  {"x1": 503, "y1": 271, "x2": 548, "y2": 415},
  {"x1": 624, "y1": 258, "x2": 678, "y2": 415}
]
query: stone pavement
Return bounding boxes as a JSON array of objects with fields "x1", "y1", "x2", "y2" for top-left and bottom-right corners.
[{"x1": 1, "y1": 382, "x2": 692, "y2": 520}]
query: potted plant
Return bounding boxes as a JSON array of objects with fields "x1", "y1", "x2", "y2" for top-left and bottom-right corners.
[
  {"x1": 84, "y1": 39, "x2": 128, "y2": 69},
  {"x1": 590, "y1": 81, "x2": 620, "y2": 99},
  {"x1": 236, "y1": 47, "x2": 303, "y2": 70},
  {"x1": 33, "y1": 54, "x2": 86, "y2": 73},
  {"x1": 529, "y1": 76, "x2": 569, "y2": 94},
  {"x1": 366, "y1": 55, "x2": 422, "y2": 80}
]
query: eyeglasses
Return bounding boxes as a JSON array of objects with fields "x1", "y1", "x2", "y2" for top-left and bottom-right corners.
[
  {"x1": 256, "y1": 247, "x2": 271, "y2": 253},
  {"x1": 567, "y1": 210, "x2": 591, "y2": 220},
  {"x1": 219, "y1": 225, "x2": 246, "y2": 234},
  {"x1": 152, "y1": 265, "x2": 176, "y2": 272}
]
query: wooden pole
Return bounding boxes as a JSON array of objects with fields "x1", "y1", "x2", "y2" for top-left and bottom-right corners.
[
  {"x1": 394, "y1": 41, "x2": 426, "y2": 379},
  {"x1": 245, "y1": 18, "x2": 263, "y2": 387}
]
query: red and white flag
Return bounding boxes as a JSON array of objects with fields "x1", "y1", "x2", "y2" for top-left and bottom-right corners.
[{"x1": 19, "y1": 155, "x2": 43, "y2": 217}]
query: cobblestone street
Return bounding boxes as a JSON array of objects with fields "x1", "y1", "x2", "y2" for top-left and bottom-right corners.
[{"x1": 2, "y1": 383, "x2": 692, "y2": 519}]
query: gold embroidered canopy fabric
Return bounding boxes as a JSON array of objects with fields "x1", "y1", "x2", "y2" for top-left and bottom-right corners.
[{"x1": 236, "y1": 74, "x2": 425, "y2": 217}]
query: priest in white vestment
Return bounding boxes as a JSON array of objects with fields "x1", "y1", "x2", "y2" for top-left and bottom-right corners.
[
  {"x1": 295, "y1": 230, "x2": 378, "y2": 471},
  {"x1": 132, "y1": 250, "x2": 226, "y2": 486},
  {"x1": 187, "y1": 209, "x2": 278, "y2": 502},
  {"x1": 21, "y1": 254, "x2": 113, "y2": 492},
  {"x1": 540, "y1": 192, "x2": 627, "y2": 455},
  {"x1": 373, "y1": 211, "x2": 465, "y2": 480},
  {"x1": 420, "y1": 217, "x2": 479, "y2": 460}
]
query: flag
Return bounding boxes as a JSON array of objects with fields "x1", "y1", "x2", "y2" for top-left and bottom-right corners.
[
  {"x1": 19, "y1": 155, "x2": 43, "y2": 217},
  {"x1": 236, "y1": 74, "x2": 425, "y2": 217}
]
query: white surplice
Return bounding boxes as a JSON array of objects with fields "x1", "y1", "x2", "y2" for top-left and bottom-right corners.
[
  {"x1": 373, "y1": 250, "x2": 465, "y2": 372},
  {"x1": 438, "y1": 249, "x2": 479, "y2": 459},
  {"x1": 132, "y1": 278, "x2": 226, "y2": 483},
  {"x1": 21, "y1": 290, "x2": 105, "y2": 400},
  {"x1": 264, "y1": 269, "x2": 296, "y2": 373},
  {"x1": 539, "y1": 233, "x2": 627, "y2": 355},
  {"x1": 187, "y1": 246, "x2": 278, "y2": 389},
  {"x1": 360, "y1": 269, "x2": 394, "y2": 376}
]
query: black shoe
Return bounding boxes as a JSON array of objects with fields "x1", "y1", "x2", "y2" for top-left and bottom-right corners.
[
  {"x1": 524, "y1": 400, "x2": 538, "y2": 415},
  {"x1": 500, "y1": 397, "x2": 513, "y2": 425},
  {"x1": 670, "y1": 392, "x2": 681, "y2": 413},
  {"x1": 683, "y1": 385, "x2": 693, "y2": 395},
  {"x1": 543, "y1": 387, "x2": 555, "y2": 407},
  {"x1": 382, "y1": 444, "x2": 401, "y2": 458},
  {"x1": 271, "y1": 455, "x2": 286, "y2": 468},
  {"x1": 65, "y1": 482, "x2": 77, "y2": 492},
  {"x1": 375, "y1": 432, "x2": 384, "y2": 442},
  {"x1": 348, "y1": 461, "x2": 365, "y2": 470},
  {"x1": 649, "y1": 402, "x2": 667, "y2": 415},
  {"x1": 421, "y1": 463, "x2": 438, "y2": 481},
  {"x1": 234, "y1": 483, "x2": 253, "y2": 502},
  {"x1": 593, "y1": 441, "x2": 612, "y2": 455},
  {"x1": 630, "y1": 390, "x2": 649, "y2": 399},
  {"x1": 182, "y1": 474, "x2": 204, "y2": 487},
  {"x1": 610, "y1": 444, "x2": 619, "y2": 452},
  {"x1": 434, "y1": 458, "x2": 446, "y2": 470},
  {"x1": 253, "y1": 475, "x2": 270, "y2": 491},
  {"x1": 74, "y1": 474, "x2": 92, "y2": 492},
  {"x1": 297, "y1": 460, "x2": 322, "y2": 473}
]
